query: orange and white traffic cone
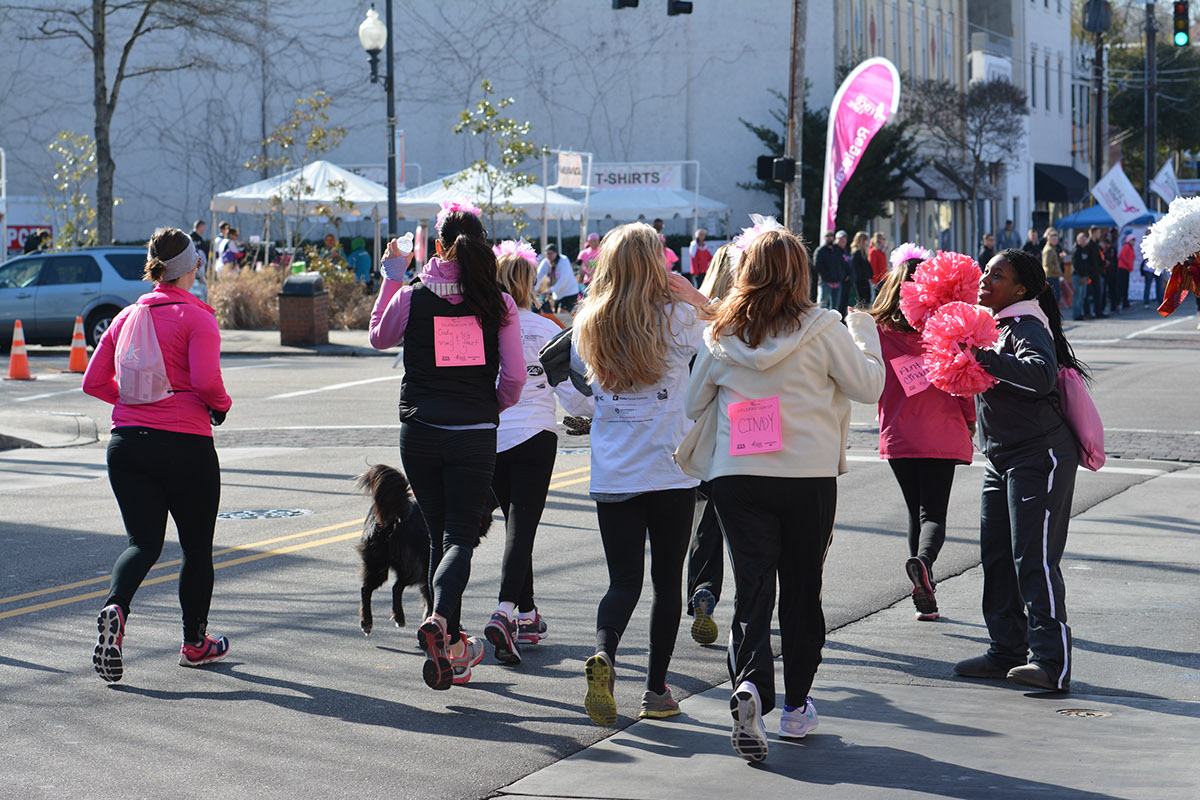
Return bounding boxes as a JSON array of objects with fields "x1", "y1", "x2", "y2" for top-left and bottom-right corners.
[
  {"x1": 5, "y1": 320, "x2": 35, "y2": 380},
  {"x1": 67, "y1": 316, "x2": 89, "y2": 373}
]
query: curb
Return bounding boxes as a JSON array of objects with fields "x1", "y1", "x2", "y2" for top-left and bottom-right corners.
[{"x1": 0, "y1": 412, "x2": 98, "y2": 451}]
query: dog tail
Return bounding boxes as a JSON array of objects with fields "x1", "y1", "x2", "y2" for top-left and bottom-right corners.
[{"x1": 355, "y1": 464, "x2": 413, "y2": 527}]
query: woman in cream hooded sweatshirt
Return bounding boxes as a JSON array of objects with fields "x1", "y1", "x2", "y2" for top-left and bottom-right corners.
[{"x1": 685, "y1": 228, "x2": 884, "y2": 763}]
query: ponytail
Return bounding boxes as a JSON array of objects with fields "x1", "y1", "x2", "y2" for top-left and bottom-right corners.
[
  {"x1": 1000, "y1": 248, "x2": 1091, "y2": 385},
  {"x1": 439, "y1": 210, "x2": 507, "y2": 329}
]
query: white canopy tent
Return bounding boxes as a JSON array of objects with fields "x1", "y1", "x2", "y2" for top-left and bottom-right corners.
[
  {"x1": 393, "y1": 167, "x2": 585, "y2": 221},
  {"x1": 570, "y1": 187, "x2": 730, "y2": 226},
  {"x1": 210, "y1": 160, "x2": 392, "y2": 256}
]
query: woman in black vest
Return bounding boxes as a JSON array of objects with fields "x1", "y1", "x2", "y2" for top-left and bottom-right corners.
[{"x1": 369, "y1": 208, "x2": 525, "y2": 690}]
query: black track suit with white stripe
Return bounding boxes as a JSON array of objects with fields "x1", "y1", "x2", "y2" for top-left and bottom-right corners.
[{"x1": 974, "y1": 314, "x2": 1077, "y2": 690}]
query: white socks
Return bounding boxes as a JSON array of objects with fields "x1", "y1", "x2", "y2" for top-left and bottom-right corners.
[{"x1": 497, "y1": 601, "x2": 518, "y2": 621}]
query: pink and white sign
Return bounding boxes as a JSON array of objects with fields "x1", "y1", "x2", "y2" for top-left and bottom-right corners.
[
  {"x1": 890, "y1": 353, "x2": 931, "y2": 397},
  {"x1": 433, "y1": 316, "x2": 486, "y2": 366},
  {"x1": 728, "y1": 396, "x2": 782, "y2": 455},
  {"x1": 820, "y1": 58, "x2": 901, "y2": 234},
  {"x1": 1092, "y1": 162, "x2": 1149, "y2": 229}
]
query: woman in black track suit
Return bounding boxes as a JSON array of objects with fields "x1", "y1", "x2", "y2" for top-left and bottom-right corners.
[{"x1": 953, "y1": 248, "x2": 1088, "y2": 693}]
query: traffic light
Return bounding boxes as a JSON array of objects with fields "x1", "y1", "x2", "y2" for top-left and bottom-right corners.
[
  {"x1": 1175, "y1": 1, "x2": 1190, "y2": 47},
  {"x1": 756, "y1": 155, "x2": 796, "y2": 183},
  {"x1": 612, "y1": 0, "x2": 638, "y2": 8},
  {"x1": 756, "y1": 156, "x2": 774, "y2": 182},
  {"x1": 667, "y1": 0, "x2": 693, "y2": 14}
]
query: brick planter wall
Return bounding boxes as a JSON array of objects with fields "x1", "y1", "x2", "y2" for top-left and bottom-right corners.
[{"x1": 278, "y1": 291, "x2": 330, "y2": 346}]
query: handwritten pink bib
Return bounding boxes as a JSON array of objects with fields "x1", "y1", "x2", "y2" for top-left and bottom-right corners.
[
  {"x1": 889, "y1": 353, "x2": 930, "y2": 396},
  {"x1": 729, "y1": 396, "x2": 782, "y2": 455},
  {"x1": 433, "y1": 316, "x2": 486, "y2": 366}
]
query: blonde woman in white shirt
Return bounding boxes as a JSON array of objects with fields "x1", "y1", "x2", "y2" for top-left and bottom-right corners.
[
  {"x1": 483, "y1": 243, "x2": 593, "y2": 666},
  {"x1": 685, "y1": 228, "x2": 884, "y2": 763},
  {"x1": 573, "y1": 222, "x2": 709, "y2": 726}
]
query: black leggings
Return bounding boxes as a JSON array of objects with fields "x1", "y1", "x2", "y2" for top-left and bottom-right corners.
[
  {"x1": 887, "y1": 458, "x2": 957, "y2": 573},
  {"x1": 712, "y1": 475, "x2": 836, "y2": 714},
  {"x1": 594, "y1": 488, "x2": 696, "y2": 693},
  {"x1": 491, "y1": 430, "x2": 557, "y2": 611},
  {"x1": 105, "y1": 427, "x2": 221, "y2": 643},
  {"x1": 686, "y1": 481, "x2": 725, "y2": 612},
  {"x1": 399, "y1": 420, "x2": 497, "y2": 640}
]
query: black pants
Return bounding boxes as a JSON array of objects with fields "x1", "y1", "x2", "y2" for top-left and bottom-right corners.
[
  {"x1": 1086, "y1": 275, "x2": 1104, "y2": 316},
  {"x1": 1111, "y1": 269, "x2": 1129, "y2": 309},
  {"x1": 979, "y1": 435, "x2": 1077, "y2": 689},
  {"x1": 399, "y1": 421, "x2": 497, "y2": 640},
  {"x1": 686, "y1": 481, "x2": 725, "y2": 613},
  {"x1": 887, "y1": 458, "x2": 957, "y2": 572},
  {"x1": 555, "y1": 293, "x2": 579, "y2": 314},
  {"x1": 491, "y1": 430, "x2": 557, "y2": 611},
  {"x1": 594, "y1": 488, "x2": 696, "y2": 693},
  {"x1": 713, "y1": 475, "x2": 836, "y2": 714},
  {"x1": 105, "y1": 427, "x2": 221, "y2": 643}
]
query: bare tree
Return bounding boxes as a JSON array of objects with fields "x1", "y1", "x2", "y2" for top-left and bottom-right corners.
[
  {"x1": 15, "y1": 0, "x2": 256, "y2": 244},
  {"x1": 904, "y1": 78, "x2": 1029, "y2": 250}
]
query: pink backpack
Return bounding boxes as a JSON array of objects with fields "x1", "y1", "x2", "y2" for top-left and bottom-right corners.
[
  {"x1": 114, "y1": 303, "x2": 173, "y2": 404},
  {"x1": 1057, "y1": 366, "x2": 1105, "y2": 471}
]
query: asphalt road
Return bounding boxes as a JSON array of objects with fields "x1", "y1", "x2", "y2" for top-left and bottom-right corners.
[{"x1": 1, "y1": 306, "x2": 1196, "y2": 799}]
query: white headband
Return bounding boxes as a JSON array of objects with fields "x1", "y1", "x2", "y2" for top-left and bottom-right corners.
[{"x1": 160, "y1": 239, "x2": 199, "y2": 281}]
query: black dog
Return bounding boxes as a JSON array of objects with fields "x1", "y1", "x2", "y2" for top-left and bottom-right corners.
[{"x1": 355, "y1": 464, "x2": 494, "y2": 635}]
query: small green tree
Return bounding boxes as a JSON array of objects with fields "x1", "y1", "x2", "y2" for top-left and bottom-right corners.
[
  {"x1": 1108, "y1": 43, "x2": 1200, "y2": 186},
  {"x1": 43, "y1": 130, "x2": 99, "y2": 249},
  {"x1": 450, "y1": 80, "x2": 547, "y2": 240},
  {"x1": 245, "y1": 91, "x2": 349, "y2": 253}
]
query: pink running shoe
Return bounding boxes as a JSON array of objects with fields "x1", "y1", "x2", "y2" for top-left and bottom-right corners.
[
  {"x1": 179, "y1": 634, "x2": 230, "y2": 667},
  {"x1": 93, "y1": 604, "x2": 126, "y2": 683},
  {"x1": 517, "y1": 609, "x2": 548, "y2": 645}
]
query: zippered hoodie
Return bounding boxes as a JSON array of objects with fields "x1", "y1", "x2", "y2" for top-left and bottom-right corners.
[
  {"x1": 685, "y1": 307, "x2": 885, "y2": 479},
  {"x1": 82, "y1": 283, "x2": 231, "y2": 437},
  {"x1": 877, "y1": 326, "x2": 975, "y2": 462},
  {"x1": 974, "y1": 310, "x2": 1067, "y2": 461}
]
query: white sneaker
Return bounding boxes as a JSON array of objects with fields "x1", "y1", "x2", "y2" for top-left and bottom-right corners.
[
  {"x1": 778, "y1": 696, "x2": 819, "y2": 739},
  {"x1": 730, "y1": 680, "x2": 768, "y2": 762}
]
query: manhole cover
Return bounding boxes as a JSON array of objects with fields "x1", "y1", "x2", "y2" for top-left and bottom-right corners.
[
  {"x1": 217, "y1": 509, "x2": 314, "y2": 520},
  {"x1": 1056, "y1": 709, "x2": 1111, "y2": 718}
]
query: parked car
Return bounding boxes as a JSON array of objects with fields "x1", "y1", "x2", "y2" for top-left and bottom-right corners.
[{"x1": 0, "y1": 247, "x2": 155, "y2": 351}]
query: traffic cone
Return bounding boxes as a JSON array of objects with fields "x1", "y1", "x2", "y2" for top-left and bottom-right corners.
[
  {"x1": 67, "y1": 316, "x2": 89, "y2": 373},
  {"x1": 5, "y1": 320, "x2": 35, "y2": 380}
]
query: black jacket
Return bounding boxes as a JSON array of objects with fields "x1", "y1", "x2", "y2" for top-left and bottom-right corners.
[
  {"x1": 977, "y1": 246, "x2": 995, "y2": 266},
  {"x1": 974, "y1": 315, "x2": 1068, "y2": 461},
  {"x1": 851, "y1": 250, "x2": 873, "y2": 284},
  {"x1": 1071, "y1": 243, "x2": 1094, "y2": 278},
  {"x1": 814, "y1": 243, "x2": 844, "y2": 284}
]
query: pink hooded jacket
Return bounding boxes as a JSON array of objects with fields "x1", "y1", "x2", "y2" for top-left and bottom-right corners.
[
  {"x1": 877, "y1": 326, "x2": 975, "y2": 462},
  {"x1": 82, "y1": 283, "x2": 231, "y2": 437}
]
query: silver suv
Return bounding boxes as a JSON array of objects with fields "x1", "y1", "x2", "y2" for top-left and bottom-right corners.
[
  {"x1": 1, "y1": 247, "x2": 147, "y2": 350},
  {"x1": 0, "y1": 247, "x2": 157, "y2": 351}
]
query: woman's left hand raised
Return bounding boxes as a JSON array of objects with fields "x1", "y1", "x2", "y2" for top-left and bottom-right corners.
[{"x1": 666, "y1": 271, "x2": 709, "y2": 308}]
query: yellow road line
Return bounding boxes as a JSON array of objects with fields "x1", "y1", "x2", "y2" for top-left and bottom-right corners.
[
  {"x1": 0, "y1": 519, "x2": 365, "y2": 606},
  {"x1": 1, "y1": 466, "x2": 592, "y2": 621}
]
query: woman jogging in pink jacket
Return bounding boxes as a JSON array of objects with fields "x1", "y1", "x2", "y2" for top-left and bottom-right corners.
[
  {"x1": 82, "y1": 227, "x2": 233, "y2": 682},
  {"x1": 871, "y1": 253, "x2": 976, "y2": 621}
]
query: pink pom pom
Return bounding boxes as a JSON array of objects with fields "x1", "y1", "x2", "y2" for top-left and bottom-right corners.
[
  {"x1": 921, "y1": 301, "x2": 1000, "y2": 350},
  {"x1": 920, "y1": 302, "x2": 1000, "y2": 397},
  {"x1": 923, "y1": 345, "x2": 997, "y2": 397},
  {"x1": 900, "y1": 251, "x2": 981, "y2": 331},
  {"x1": 492, "y1": 239, "x2": 538, "y2": 267},
  {"x1": 436, "y1": 198, "x2": 483, "y2": 231}
]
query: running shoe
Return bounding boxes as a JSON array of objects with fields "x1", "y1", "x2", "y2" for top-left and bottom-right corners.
[
  {"x1": 484, "y1": 610, "x2": 521, "y2": 665},
  {"x1": 730, "y1": 680, "x2": 768, "y2": 763},
  {"x1": 417, "y1": 617, "x2": 453, "y2": 690},
  {"x1": 638, "y1": 687, "x2": 681, "y2": 719},
  {"x1": 93, "y1": 604, "x2": 125, "y2": 683},
  {"x1": 450, "y1": 634, "x2": 485, "y2": 685},
  {"x1": 690, "y1": 588, "x2": 718, "y2": 645},
  {"x1": 583, "y1": 652, "x2": 617, "y2": 726},
  {"x1": 517, "y1": 609, "x2": 548, "y2": 645},
  {"x1": 905, "y1": 557, "x2": 939, "y2": 620},
  {"x1": 178, "y1": 634, "x2": 230, "y2": 667},
  {"x1": 778, "y1": 697, "x2": 820, "y2": 739}
]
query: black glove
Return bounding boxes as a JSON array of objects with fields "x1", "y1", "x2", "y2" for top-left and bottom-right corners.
[
  {"x1": 563, "y1": 415, "x2": 591, "y2": 436},
  {"x1": 209, "y1": 407, "x2": 228, "y2": 426}
]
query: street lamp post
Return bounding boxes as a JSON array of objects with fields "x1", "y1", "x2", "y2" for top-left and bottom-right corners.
[
  {"x1": 1082, "y1": 1, "x2": 1113, "y2": 188},
  {"x1": 359, "y1": 4, "x2": 398, "y2": 242}
]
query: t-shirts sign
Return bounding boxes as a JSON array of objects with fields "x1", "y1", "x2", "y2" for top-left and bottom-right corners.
[
  {"x1": 433, "y1": 316, "x2": 485, "y2": 366},
  {"x1": 890, "y1": 353, "x2": 930, "y2": 396},
  {"x1": 729, "y1": 396, "x2": 782, "y2": 455}
]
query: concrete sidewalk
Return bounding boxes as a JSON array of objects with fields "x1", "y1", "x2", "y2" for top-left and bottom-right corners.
[
  {"x1": 500, "y1": 466, "x2": 1200, "y2": 800},
  {"x1": 218, "y1": 328, "x2": 384, "y2": 358}
]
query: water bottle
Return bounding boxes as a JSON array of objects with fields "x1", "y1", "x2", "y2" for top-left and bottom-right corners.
[{"x1": 398, "y1": 232, "x2": 414, "y2": 254}]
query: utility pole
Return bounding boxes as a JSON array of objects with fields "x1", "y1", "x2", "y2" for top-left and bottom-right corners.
[
  {"x1": 784, "y1": 0, "x2": 806, "y2": 237},
  {"x1": 385, "y1": 0, "x2": 399, "y2": 238},
  {"x1": 1145, "y1": 1, "x2": 1157, "y2": 210},
  {"x1": 1092, "y1": 33, "x2": 1105, "y2": 187}
]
